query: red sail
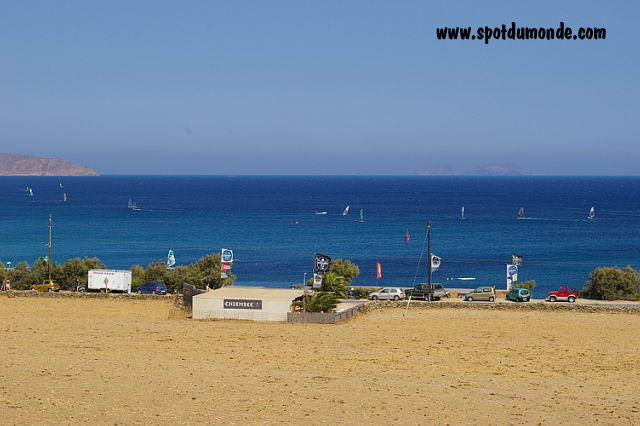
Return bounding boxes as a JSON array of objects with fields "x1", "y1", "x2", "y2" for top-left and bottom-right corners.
[
  {"x1": 376, "y1": 261, "x2": 383, "y2": 280},
  {"x1": 404, "y1": 229, "x2": 411, "y2": 243}
]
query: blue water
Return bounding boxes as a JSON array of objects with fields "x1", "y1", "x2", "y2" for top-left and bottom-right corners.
[{"x1": 1, "y1": 176, "x2": 639, "y2": 298}]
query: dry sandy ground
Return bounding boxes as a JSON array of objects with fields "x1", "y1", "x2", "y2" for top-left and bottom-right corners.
[{"x1": 1, "y1": 297, "x2": 640, "y2": 425}]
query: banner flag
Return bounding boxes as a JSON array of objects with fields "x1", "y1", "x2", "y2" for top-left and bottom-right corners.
[
  {"x1": 313, "y1": 273, "x2": 323, "y2": 289},
  {"x1": 221, "y1": 263, "x2": 232, "y2": 272},
  {"x1": 512, "y1": 254, "x2": 523, "y2": 266},
  {"x1": 431, "y1": 255, "x2": 441, "y2": 271},
  {"x1": 314, "y1": 253, "x2": 332, "y2": 273},
  {"x1": 220, "y1": 272, "x2": 228, "y2": 279},
  {"x1": 376, "y1": 261, "x2": 383, "y2": 280},
  {"x1": 507, "y1": 264, "x2": 518, "y2": 277},
  {"x1": 221, "y1": 249, "x2": 234, "y2": 263}
]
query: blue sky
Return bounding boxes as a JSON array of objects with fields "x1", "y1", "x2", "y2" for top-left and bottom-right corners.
[{"x1": 1, "y1": 1, "x2": 638, "y2": 174}]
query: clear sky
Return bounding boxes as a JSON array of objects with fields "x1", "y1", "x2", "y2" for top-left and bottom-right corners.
[{"x1": 1, "y1": 1, "x2": 638, "y2": 174}]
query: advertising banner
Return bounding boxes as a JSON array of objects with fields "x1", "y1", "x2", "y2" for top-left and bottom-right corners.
[
  {"x1": 221, "y1": 249, "x2": 234, "y2": 263},
  {"x1": 313, "y1": 273, "x2": 323, "y2": 289}
]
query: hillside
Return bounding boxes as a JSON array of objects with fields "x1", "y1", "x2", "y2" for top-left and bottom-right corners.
[{"x1": 0, "y1": 153, "x2": 99, "y2": 176}]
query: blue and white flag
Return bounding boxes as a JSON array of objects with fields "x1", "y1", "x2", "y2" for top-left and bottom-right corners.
[{"x1": 221, "y1": 248, "x2": 234, "y2": 263}]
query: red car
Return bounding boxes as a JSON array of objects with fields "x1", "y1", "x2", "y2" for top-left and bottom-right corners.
[{"x1": 546, "y1": 286, "x2": 578, "y2": 303}]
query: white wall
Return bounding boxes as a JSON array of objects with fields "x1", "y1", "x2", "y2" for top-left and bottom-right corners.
[{"x1": 193, "y1": 298, "x2": 292, "y2": 322}]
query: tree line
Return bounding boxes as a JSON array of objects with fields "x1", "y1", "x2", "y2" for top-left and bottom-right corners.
[{"x1": 0, "y1": 253, "x2": 235, "y2": 292}]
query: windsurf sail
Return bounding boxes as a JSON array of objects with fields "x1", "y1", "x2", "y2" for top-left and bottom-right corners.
[
  {"x1": 460, "y1": 206, "x2": 465, "y2": 220},
  {"x1": 404, "y1": 229, "x2": 411, "y2": 243},
  {"x1": 342, "y1": 205, "x2": 350, "y2": 216},
  {"x1": 517, "y1": 207, "x2": 525, "y2": 219},
  {"x1": 166, "y1": 250, "x2": 176, "y2": 268},
  {"x1": 63, "y1": 193, "x2": 67, "y2": 202},
  {"x1": 28, "y1": 188, "x2": 33, "y2": 196},
  {"x1": 588, "y1": 207, "x2": 595, "y2": 219},
  {"x1": 358, "y1": 209, "x2": 364, "y2": 223}
]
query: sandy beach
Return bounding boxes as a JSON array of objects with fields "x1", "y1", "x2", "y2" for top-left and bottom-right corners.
[{"x1": 1, "y1": 296, "x2": 639, "y2": 424}]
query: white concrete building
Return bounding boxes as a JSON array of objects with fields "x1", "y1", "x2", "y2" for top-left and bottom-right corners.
[{"x1": 192, "y1": 287, "x2": 304, "y2": 322}]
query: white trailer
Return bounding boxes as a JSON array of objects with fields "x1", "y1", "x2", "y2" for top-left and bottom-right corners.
[{"x1": 88, "y1": 269, "x2": 132, "y2": 293}]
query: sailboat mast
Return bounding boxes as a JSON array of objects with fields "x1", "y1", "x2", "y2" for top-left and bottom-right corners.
[
  {"x1": 427, "y1": 221, "x2": 432, "y2": 288},
  {"x1": 47, "y1": 214, "x2": 53, "y2": 281}
]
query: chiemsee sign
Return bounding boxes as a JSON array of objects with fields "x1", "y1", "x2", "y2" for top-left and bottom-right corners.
[{"x1": 223, "y1": 299, "x2": 262, "y2": 310}]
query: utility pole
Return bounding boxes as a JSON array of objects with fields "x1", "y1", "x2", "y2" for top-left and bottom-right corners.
[
  {"x1": 427, "y1": 221, "x2": 432, "y2": 301},
  {"x1": 47, "y1": 214, "x2": 53, "y2": 282}
]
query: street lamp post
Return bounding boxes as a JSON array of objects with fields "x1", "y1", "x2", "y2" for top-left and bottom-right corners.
[{"x1": 303, "y1": 272, "x2": 307, "y2": 287}]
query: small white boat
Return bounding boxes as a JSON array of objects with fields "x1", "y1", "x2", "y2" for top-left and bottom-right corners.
[
  {"x1": 314, "y1": 211, "x2": 328, "y2": 215},
  {"x1": 588, "y1": 207, "x2": 595, "y2": 220},
  {"x1": 517, "y1": 207, "x2": 525, "y2": 219}
]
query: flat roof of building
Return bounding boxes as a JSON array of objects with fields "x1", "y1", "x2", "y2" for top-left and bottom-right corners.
[{"x1": 194, "y1": 286, "x2": 305, "y2": 301}]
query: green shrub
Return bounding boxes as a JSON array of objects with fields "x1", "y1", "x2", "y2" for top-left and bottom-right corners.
[
  {"x1": 512, "y1": 280, "x2": 536, "y2": 291},
  {"x1": 581, "y1": 266, "x2": 640, "y2": 301},
  {"x1": 328, "y1": 259, "x2": 360, "y2": 284},
  {"x1": 306, "y1": 292, "x2": 340, "y2": 313}
]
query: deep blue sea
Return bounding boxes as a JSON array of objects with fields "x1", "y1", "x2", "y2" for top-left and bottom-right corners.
[{"x1": 1, "y1": 176, "x2": 638, "y2": 298}]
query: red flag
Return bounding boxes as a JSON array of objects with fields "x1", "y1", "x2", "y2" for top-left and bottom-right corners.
[{"x1": 376, "y1": 261, "x2": 382, "y2": 280}]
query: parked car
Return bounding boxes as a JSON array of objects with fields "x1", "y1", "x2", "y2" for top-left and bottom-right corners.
[
  {"x1": 463, "y1": 286, "x2": 496, "y2": 302},
  {"x1": 31, "y1": 280, "x2": 60, "y2": 292},
  {"x1": 137, "y1": 281, "x2": 167, "y2": 295},
  {"x1": 404, "y1": 283, "x2": 450, "y2": 301},
  {"x1": 546, "y1": 286, "x2": 578, "y2": 303},
  {"x1": 368, "y1": 287, "x2": 405, "y2": 301},
  {"x1": 506, "y1": 287, "x2": 531, "y2": 302}
]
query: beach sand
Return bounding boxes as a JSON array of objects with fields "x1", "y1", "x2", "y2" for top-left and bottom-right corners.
[{"x1": 1, "y1": 297, "x2": 639, "y2": 424}]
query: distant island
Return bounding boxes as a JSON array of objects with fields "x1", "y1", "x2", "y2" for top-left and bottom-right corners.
[
  {"x1": 0, "y1": 153, "x2": 99, "y2": 176},
  {"x1": 417, "y1": 162, "x2": 530, "y2": 176}
]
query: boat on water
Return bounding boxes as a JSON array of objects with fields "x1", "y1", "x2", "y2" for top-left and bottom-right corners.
[
  {"x1": 166, "y1": 250, "x2": 176, "y2": 269},
  {"x1": 404, "y1": 229, "x2": 411, "y2": 243},
  {"x1": 517, "y1": 207, "x2": 525, "y2": 219},
  {"x1": 28, "y1": 188, "x2": 33, "y2": 196},
  {"x1": 128, "y1": 199, "x2": 141, "y2": 210},
  {"x1": 357, "y1": 209, "x2": 364, "y2": 223},
  {"x1": 314, "y1": 211, "x2": 328, "y2": 215},
  {"x1": 62, "y1": 193, "x2": 68, "y2": 202},
  {"x1": 588, "y1": 207, "x2": 595, "y2": 219},
  {"x1": 342, "y1": 205, "x2": 350, "y2": 216},
  {"x1": 460, "y1": 206, "x2": 465, "y2": 220}
]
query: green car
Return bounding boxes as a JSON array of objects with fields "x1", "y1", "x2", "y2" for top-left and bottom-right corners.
[
  {"x1": 464, "y1": 286, "x2": 495, "y2": 302},
  {"x1": 506, "y1": 288, "x2": 531, "y2": 302}
]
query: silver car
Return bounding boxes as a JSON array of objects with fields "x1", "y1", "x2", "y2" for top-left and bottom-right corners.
[{"x1": 369, "y1": 287, "x2": 406, "y2": 301}]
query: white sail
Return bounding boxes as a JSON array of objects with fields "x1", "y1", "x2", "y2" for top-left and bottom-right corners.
[
  {"x1": 342, "y1": 205, "x2": 350, "y2": 216},
  {"x1": 517, "y1": 207, "x2": 525, "y2": 219},
  {"x1": 460, "y1": 206, "x2": 465, "y2": 220},
  {"x1": 588, "y1": 207, "x2": 595, "y2": 219},
  {"x1": 358, "y1": 208, "x2": 364, "y2": 223},
  {"x1": 166, "y1": 250, "x2": 176, "y2": 268},
  {"x1": 28, "y1": 188, "x2": 33, "y2": 196}
]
